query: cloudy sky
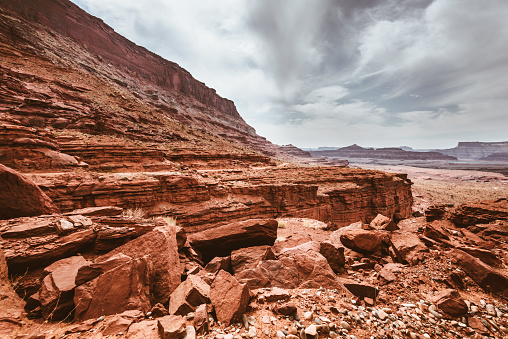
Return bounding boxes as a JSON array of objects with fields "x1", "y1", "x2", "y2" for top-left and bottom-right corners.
[{"x1": 71, "y1": 0, "x2": 508, "y2": 149}]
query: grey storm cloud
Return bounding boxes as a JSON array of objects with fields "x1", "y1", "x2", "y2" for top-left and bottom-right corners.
[{"x1": 71, "y1": 0, "x2": 508, "y2": 148}]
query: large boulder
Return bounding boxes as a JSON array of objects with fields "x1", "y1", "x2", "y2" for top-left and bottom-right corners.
[
  {"x1": 74, "y1": 256, "x2": 154, "y2": 321},
  {"x1": 450, "y1": 198, "x2": 508, "y2": 227},
  {"x1": 448, "y1": 249, "x2": 508, "y2": 293},
  {"x1": 157, "y1": 315, "x2": 186, "y2": 339},
  {"x1": 98, "y1": 226, "x2": 182, "y2": 304},
  {"x1": 390, "y1": 231, "x2": 428, "y2": 264},
  {"x1": 168, "y1": 275, "x2": 210, "y2": 315},
  {"x1": 339, "y1": 229, "x2": 384, "y2": 254},
  {"x1": 0, "y1": 163, "x2": 59, "y2": 219},
  {"x1": 75, "y1": 253, "x2": 132, "y2": 286},
  {"x1": 370, "y1": 214, "x2": 398, "y2": 231},
  {"x1": 455, "y1": 246, "x2": 502, "y2": 268},
  {"x1": 235, "y1": 242, "x2": 345, "y2": 290},
  {"x1": 319, "y1": 241, "x2": 345, "y2": 273},
  {"x1": 431, "y1": 289, "x2": 468, "y2": 318},
  {"x1": 210, "y1": 270, "x2": 250, "y2": 325},
  {"x1": 231, "y1": 245, "x2": 276, "y2": 273},
  {"x1": 188, "y1": 219, "x2": 277, "y2": 263},
  {"x1": 0, "y1": 243, "x2": 25, "y2": 321},
  {"x1": 39, "y1": 255, "x2": 90, "y2": 320}
]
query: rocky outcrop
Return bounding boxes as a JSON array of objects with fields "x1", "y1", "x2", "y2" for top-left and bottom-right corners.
[
  {"x1": 450, "y1": 198, "x2": 508, "y2": 227},
  {"x1": 278, "y1": 144, "x2": 312, "y2": 158},
  {"x1": 448, "y1": 249, "x2": 508, "y2": 294},
  {"x1": 0, "y1": 0, "x2": 292, "y2": 159},
  {"x1": 74, "y1": 255, "x2": 154, "y2": 321},
  {"x1": 209, "y1": 270, "x2": 250, "y2": 325},
  {"x1": 438, "y1": 141, "x2": 508, "y2": 160},
  {"x1": 30, "y1": 166, "x2": 413, "y2": 231},
  {"x1": 188, "y1": 219, "x2": 277, "y2": 263},
  {"x1": 310, "y1": 144, "x2": 457, "y2": 161},
  {"x1": 0, "y1": 213, "x2": 157, "y2": 272},
  {"x1": 98, "y1": 226, "x2": 183, "y2": 304},
  {"x1": 0, "y1": 164, "x2": 59, "y2": 219}
]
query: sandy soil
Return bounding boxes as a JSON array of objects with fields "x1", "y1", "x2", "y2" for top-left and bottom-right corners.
[{"x1": 351, "y1": 163, "x2": 508, "y2": 214}]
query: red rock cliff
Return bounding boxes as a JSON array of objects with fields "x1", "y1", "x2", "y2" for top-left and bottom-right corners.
[{"x1": 0, "y1": 0, "x2": 256, "y2": 135}]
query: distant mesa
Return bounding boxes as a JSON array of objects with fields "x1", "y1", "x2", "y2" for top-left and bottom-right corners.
[
  {"x1": 436, "y1": 141, "x2": 508, "y2": 160},
  {"x1": 310, "y1": 144, "x2": 457, "y2": 161},
  {"x1": 478, "y1": 152, "x2": 508, "y2": 162}
]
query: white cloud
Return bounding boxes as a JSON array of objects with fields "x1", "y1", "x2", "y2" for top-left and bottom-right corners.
[{"x1": 71, "y1": 0, "x2": 508, "y2": 149}]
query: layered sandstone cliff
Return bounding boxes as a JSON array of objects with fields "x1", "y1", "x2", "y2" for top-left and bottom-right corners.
[
  {"x1": 438, "y1": 141, "x2": 508, "y2": 160},
  {"x1": 0, "y1": 0, "x2": 291, "y2": 157},
  {"x1": 29, "y1": 166, "x2": 413, "y2": 232}
]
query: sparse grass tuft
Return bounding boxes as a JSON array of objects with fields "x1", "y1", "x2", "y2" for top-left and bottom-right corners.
[
  {"x1": 278, "y1": 221, "x2": 286, "y2": 229},
  {"x1": 123, "y1": 207, "x2": 146, "y2": 218},
  {"x1": 161, "y1": 216, "x2": 177, "y2": 226}
]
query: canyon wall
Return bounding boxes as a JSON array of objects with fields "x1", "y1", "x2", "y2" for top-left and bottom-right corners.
[{"x1": 30, "y1": 167, "x2": 413, "y2": 232}]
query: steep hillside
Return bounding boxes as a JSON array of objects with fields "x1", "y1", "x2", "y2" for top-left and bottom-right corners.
[{"x1": 0, "y1": 0, "x2": 282, "y2": 157}]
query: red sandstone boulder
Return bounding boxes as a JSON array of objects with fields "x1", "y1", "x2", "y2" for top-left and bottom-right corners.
[
  {"x1": 319, "y1": 241, "x2": 345, "y2": 273},
  {"x1": 339, "y1": 229, "x2": 384, "y2": 254},
  {"x1": 74, "y1": 256, "x2": 153, "y2": 321},
  {"x1": 98, "y1": 226, "x2": 182, "y2": 304},
  {"x1": 188, "y1": 219, "x2": 277, "y2": 263},
  {"x1": 194, "y1": 304, "x2": 210, "y2": 335},
  {"x1": 330, "y1": 221, "x2": 369, "y2": 245},
  {"x1": 75, "y1": 253, "x2": 132, "y2": 286},
  {"x1": 450, "y1": 198, "x2": 508, "y2": 227},
  {"x1": 390, "y1": 231, "x2": 428, "y2": 264},
  {"x1": 431, "y1": 289, "x2": 468, "y2": 317},
  {"x1": 272, "y1": 234, "x2": 313, "y2": 253},
  {"x1": 0, "y1": 244, "x2": 25, "y2": 321},
  {"x1": 340, "y1": 280, "x2": 379, "y2": 300},
  {"x1": 235, "y1": 242, "x2": 344, "y2": 290},
  {"x1": 423, "y1": 222, "x2": 450, "y2": 242},
  {"x1": 448, "y1": 249, "x2": 508, "y2": 293},
  {"x1": 39, "y1": 255, "x2": 89, "y2": 320},
  {"x1": 275, "y1": 301, "x2": 298, "y2": 316},
  {"x1": 168, "y1": 275, "x2": 210, "y2": 315},
  {"x1": 370, "y1": 214, "x2": 399, "y2": 231},
  {"x1": 157, "y1": 315, "x2": 186, "y2": 339},
  {"x1": 455, "y1": 246, "x2": 502, "y2": 268},
  {"x1": 125, "y1": 319, "x2": 159, "y2": 338},
  {"x1": 0, "y1": 164, "x2": 59, "y2": 219},
  {"x1": 231, "y1": 245, "x2": 276, "y2": 273},
  {"x1": 210, "y1": 270, "x2": 250, "y2": 324}
]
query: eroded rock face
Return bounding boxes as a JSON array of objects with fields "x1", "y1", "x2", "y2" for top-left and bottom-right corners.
[
  {"x1": 0, "y1": 164, "x2": 59, "y2": 219},
  {"x1": 74, "y1": 256, "x2": 153, "y2": 321},
  {"x1": 450, "y1": 198, "x2": 508, "y2": 227},
  {"x1": 97, "y1": 226, "x2": 182, "y2": 305},
  {"x1": 168, "y1": 275, "x2": 210, "y2": 316},
  {"x1": 448, "y1": 249, "x2": 508, "y2": 293},
  {"x1": 431, "y1": 289, "x2": 468, "y2": 318},
  {"x1": 39, "y1": 255, "x2": 89, "y2": 320},
  {"x1": 235, "y1": 242, "x2": 344, "y2": 290},
  {"x1": 210, "y1": 270, "x2": 250, "y2": 325},
  {"x1": 32, "y1": 166, "x2": 413, "y2": 232},
  {"x1": 188, "y1": 219, "x2": 278, "y2": 263},
  {"x1": 339, "y1": 229, "x2": 384, "y2": 254}
]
